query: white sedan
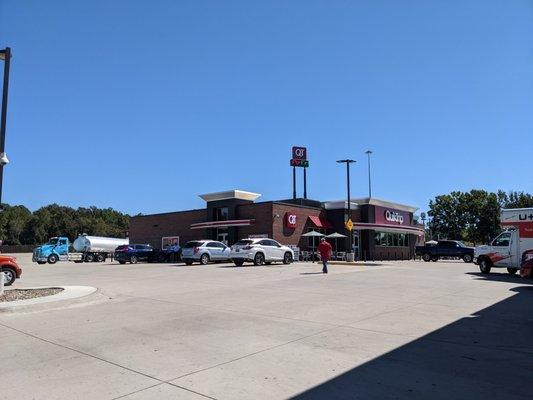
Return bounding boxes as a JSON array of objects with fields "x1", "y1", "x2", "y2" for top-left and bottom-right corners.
[{"x1": 230, "y1": 238, "x2": 294, "y2": 266}]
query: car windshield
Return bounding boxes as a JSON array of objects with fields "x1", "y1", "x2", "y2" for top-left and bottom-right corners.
[
  {"x1": 235, "y1": 240, "x2": 254, "y2": 246},
  {"x1": 116, "y1": 245, "x2": 129, "y2": 251},
  {"x1": 47, "y1": 238, "x2": 59, "y2": 245},
  {"x1": 184, "y1": 241, "x2": 203, "y2": 248},
  {"x1": 456, "y1": 241, "x2": 466, "y2": 247}
]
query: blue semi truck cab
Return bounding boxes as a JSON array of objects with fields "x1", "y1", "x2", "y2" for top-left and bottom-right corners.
[{"x1": 32, "y1": 237, "x2": 72, "y2": 264}]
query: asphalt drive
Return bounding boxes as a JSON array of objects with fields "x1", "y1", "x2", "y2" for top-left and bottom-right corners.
[{"x1": 1, "y1": 254, "x2": 532, "y2": 400}]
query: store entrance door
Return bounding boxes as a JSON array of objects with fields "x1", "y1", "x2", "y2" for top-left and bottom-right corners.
[
  {"x1": 217, "y1": 230, "x2": 228, "y2": 245},
  {"x1": 353, "y1": 231, "x2": 360, "y2": 260}
]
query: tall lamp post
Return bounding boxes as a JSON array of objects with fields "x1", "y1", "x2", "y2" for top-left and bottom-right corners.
[
  {"x1": 365, "y1": 150, "x2": 372, "y2": 198},
  {"x1": 337, "y1": 159, "x2": 356, "y2": 261},
  {"x1": 0, "y1": 47, "x2": 12, "y2": 206}
]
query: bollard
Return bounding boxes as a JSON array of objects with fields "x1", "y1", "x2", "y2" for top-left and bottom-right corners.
[{"x1": 0, "y1": 270, "x2": 4, "y2": 296}]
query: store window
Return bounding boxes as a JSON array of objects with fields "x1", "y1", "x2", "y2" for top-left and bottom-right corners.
[
  {"x1": 214, "y1": 207, "x2": 229, "y2": 221},
  {"x1": 375, "y1": 232, "x2": 409, "y2": 247}
]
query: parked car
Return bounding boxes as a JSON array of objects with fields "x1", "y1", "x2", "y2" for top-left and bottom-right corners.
[
  {"x1": 230, "y1": 238, "x2": 294, "y2": 266},
  {"x1": 1, "y1": 255, "x2": 22, "y2": 286},
  {"x1": 520, "y1": 249, "x2": 533, "y2": 278},
  {"x1": 114, "y1": 244, "x2": 159, "y2": 264},
  {"x1": 416, "y1": 240, "x2": 474, "y2": 263},
  {"x1": 181, "y1": 240, "x2": 231, "y2": 265}
]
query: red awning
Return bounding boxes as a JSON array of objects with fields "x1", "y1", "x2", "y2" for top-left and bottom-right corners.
[{"x1": 308, "y1": 216, "x2": 333, "y2": 229}]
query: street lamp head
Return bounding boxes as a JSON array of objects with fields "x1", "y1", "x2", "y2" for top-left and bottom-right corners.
[
  {"x1": 0, "y1": 153, "x2": 9, "y2": 166},
  {"x1": 365, "y1": 150, "x2": 372, "y2": 155},
  {"x1": 0, "y1": 47, "x2": 10, "y2": 61},
  {"x1": 336, "y1": 159, "x2": 356, "y2": 164}
]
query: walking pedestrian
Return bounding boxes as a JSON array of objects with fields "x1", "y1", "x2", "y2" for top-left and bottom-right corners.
[{"x1": 317, "y1": 237, "x2": 332, "y2": 274}]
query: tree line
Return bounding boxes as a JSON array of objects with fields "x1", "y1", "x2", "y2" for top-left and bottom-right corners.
[
  {"x1": 427, "y1": 190, "x2": 533, "y2": 245},
  {"x1": 0, "y1": 203, "x2": 130, "y2": 245}
]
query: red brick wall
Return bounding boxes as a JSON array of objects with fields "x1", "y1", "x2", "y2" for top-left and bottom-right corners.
[
  {"x1": 129, "y1": 209, "x2": 207, "y2": 248},
  {"x1": 272, "y1": 203, "x2": 324, "y2": 248}
]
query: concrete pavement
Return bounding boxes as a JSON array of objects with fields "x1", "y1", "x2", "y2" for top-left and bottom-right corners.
[{"x1": 1, "y1": 254, "x2": 531, "y2": 399}]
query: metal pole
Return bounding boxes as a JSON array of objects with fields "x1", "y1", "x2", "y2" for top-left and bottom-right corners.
[
  {"x1": 303, "y1": 167, "x2": 307, "y2": 199},
  {"x1": 346, "y1": 162, "x2": 353, "y2": 253},
  {"x1": 292, "y1": 166, "x2": 296, "y2": 200},
  {"x1": 0, "y1": 47, "x2": 11, "y2": 206},
  {"x1": 365, "y1": 150, "x2": 372, "y2": 198}
]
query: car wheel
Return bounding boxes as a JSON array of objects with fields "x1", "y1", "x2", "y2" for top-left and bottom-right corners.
[
  {"x1": 234, "y1": 260, "x2": 244, "y2": 267},
  {"x1": 118, "y1": 261, "x2": 126, "y2": 265},
  {"x1": 254, "y1": 252, "x2": 265, "y2": 266},
  {"x1": 431, "y1": 256, "x2": 439, "y2": 262},
  {"x1": 422, "y1": 253, "x2": 431, "y2": 262},
  {"x1": 185, "y1": 261, "x2": 193, "y2": 266},
  {"x1": 130, "y1": 255, "x2": 139, "y2": 264},
  {"x1": 1, "y1": 267, "x2": 16, "y2": 286},
  {"x1": 200, "y1": 254, "x2": 210, "y2": 265},
  {"x1": 479, "y1": 258, "x2": 491, "y2": 274},
  {"x1": 48, "y1": 254, "x2": 59, "y2": 264},
  {"x1": 96, "y1": 254, "x2": 105, "y2": 262},
  {"x1": 283, "y1": 252, "x2": 292, "y2": 264},
  {"x1": 85, "y1": 253, "x2": 95, "y2": 263},
  {"x1": 37, "y1": 261, "x2": 46, "y2": 265},
  {"x1": 463, "y1": 254, "x2": 473, "y2": 263},
  {"x1": 507, "y1": 268, "x2": 518, "y2": 275}
]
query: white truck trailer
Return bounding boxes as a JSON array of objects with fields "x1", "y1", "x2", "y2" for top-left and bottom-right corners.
[{"x1": 474, "y1": 208, "x2": 533, "y2": 274}]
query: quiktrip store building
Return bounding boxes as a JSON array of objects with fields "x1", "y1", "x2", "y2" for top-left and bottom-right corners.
[{"x1": 130, "y1": 190, "x2": 424, "y2": 260}]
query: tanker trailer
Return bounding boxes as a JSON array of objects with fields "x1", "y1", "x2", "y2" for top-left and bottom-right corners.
[{"x1": 72, "y1": 235, "x2": 129, "y2": 262}]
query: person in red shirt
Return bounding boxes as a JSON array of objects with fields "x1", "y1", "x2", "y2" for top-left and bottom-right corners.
[{"x1": 317, "y1": 237, "x2": 333, "y2": 274}]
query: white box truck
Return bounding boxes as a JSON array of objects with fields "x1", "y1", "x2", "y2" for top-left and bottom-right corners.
[{"x1": 474, "y1": 208, "x2": 533, "y2": 274}]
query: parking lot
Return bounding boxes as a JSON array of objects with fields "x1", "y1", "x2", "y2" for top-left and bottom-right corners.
[{"x1": 1, "y1": 255, "x2": 532, "y2": 400}]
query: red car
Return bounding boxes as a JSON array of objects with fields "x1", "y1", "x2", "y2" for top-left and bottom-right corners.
[
  {"x1": 1, "y1": 255, "x2": 22, "y2": 286},
  {"x1": 520, "y1": 250, "x2": 533, "y2": 279}
]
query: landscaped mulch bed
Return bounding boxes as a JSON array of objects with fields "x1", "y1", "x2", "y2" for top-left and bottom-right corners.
[{"x1": 0, "y1": 288, "x2": 64, "y2": 303}]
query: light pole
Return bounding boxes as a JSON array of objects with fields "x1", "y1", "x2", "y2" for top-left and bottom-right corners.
[
  {"x1": 365, "y1": 150, "x2": 372, "y2": 198},
  {"x1": 337, "y1": 159, "x2": 356, "y2": 261},
  {"x1": 0, "y1": 47, "x2": 12, "y2": 206}
]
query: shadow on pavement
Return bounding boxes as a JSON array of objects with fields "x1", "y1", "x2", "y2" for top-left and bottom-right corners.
[
  {"x1": 290, "y1": 281, "x2": 533, "y2": 400},
  {"x1": 300, "y1": 272, "x2": 325, "y2": 275}
]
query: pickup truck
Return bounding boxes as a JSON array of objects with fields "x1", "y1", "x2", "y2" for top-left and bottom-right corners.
[{"x1": 416, "y1": 240, "x2": 474, "y2": 263}]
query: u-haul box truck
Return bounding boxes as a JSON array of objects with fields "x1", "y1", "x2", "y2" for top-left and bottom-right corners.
[{"x1": 474, "y1": 208, "x2": 533, "y2": 275}]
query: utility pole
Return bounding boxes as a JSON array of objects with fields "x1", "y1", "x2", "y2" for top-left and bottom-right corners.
[{"x1": 337, "y1": 159, "x2": 356, "y2": 261}]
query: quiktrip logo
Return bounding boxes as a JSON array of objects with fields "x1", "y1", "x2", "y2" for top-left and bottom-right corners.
[
  {"x1": 385, "y1": 210, "x2": 404, "y2": 224},
  {"x1": 285, "y1": 213, "x2": 297, "y2": 228}
]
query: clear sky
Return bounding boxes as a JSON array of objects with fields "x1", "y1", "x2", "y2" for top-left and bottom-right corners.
[{"x1": 1, "y1": 0, "x2": 532, "y2": 215}]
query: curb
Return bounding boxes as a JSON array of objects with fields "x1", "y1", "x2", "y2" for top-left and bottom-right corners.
[{"x1": 0, "y1": 286, "x2": 99, "y2": 313}]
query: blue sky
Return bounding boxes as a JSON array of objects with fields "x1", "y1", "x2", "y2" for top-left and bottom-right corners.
[{"x1": 1, "y1": 1, "x2": 532, "y2": 215}]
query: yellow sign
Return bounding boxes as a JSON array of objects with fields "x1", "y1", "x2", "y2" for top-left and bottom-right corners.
[{"x1": 345, "y1": 219, "x2": 353, "y2": 231}]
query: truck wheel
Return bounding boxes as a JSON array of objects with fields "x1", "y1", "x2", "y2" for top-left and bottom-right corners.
[
  {"x1": 463, "y1": 254, "x2": 473, "y2": 263},
  {"x1": 118, "y1": 261, "x2": 126, "y2": 265},
  {"x1": 479, "y1": 258, "x2": 491, "y2": 274},
  {"x1": 431, "y1": 256, "x2": 439, "y2": 262},
  {"x1": 507, "y1": 268, "x2": 518, "y2": 275},
  {"x1": 48, "y1": 254, "x2": 59, "y2": 264},
  {"x1": 37, "y1": 261, "x2": 47, "y2": 265},
  {"x1": 422, "y1": 253, "x2": 432, "y2": 262},
  {"x1": 1, "y1": 267, "x2": 17, "y2": 286},
  {"x1": 234, "y1": 260, "x2": 244, "y2": 267},
  {"x1": 283, "y1": 252, "x2": 293, "y2": 264},
  {"x1": 200, "y1": 254, "x2": 210, "y2": 265},
  {"x1": 130, "y1": 255, "x2": 139, "y2": 264},
  {"x1": 85, "y1": 253, "x2": 95, "y2": 263},
  {"x1": 254, "y1": 252, "x2": 265, "y2": 266},
  {"x1": 95, "y1": 254, "x2": 105, "y2": 262}
]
